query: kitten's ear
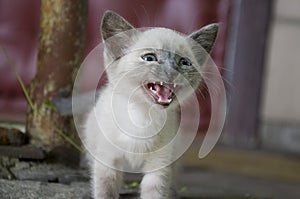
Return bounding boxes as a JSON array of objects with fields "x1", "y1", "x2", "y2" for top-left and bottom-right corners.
[
  {"x1": 101, "y1": 10, "x2": 135, "y2": 40},
  {"x1": 101, "y1": 11, "x2": 139, "y2": 61},
  {"x1": 189, "y1": 23, "x2": 219, "y2": 54}
]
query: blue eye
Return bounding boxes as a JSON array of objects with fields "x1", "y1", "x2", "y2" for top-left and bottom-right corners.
[
  {"x1": 141, "y1": 53, "x2": 158, "y2": 62},
  {"x1": 179, "y1": 58, "x2": 192, "y2": 66}
]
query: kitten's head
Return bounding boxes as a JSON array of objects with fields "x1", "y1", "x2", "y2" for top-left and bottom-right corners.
[{"x1": 101, "y1": 11, "x2": 218, "y2": 108}]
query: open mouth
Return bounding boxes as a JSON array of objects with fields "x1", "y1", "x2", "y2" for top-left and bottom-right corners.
[{"x1": 143, "y1": 81, "x2": 176, "y2": 107}]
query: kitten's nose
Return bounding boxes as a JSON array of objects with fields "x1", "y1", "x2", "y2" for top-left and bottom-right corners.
[{"x1": 164, "y1": 66, "x2": 180, "y2": 81}]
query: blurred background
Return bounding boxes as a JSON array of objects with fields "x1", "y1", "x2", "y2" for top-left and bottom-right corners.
[{"x1": 0, "y1": 0, "x2": 299, "y2": 198}]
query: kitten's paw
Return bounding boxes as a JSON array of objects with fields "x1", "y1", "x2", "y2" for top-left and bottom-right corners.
[
  {"x1": 140, "y1": 190, "x2": 165, "y2": 199},
  {"x1": 140, "y1": 174, "x2": 168, "y2": 199}
]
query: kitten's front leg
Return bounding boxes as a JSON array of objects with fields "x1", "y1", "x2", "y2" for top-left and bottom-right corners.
[
  {"x1": 92, "y1": 160, "x2": 123, "y2": 199},
  {"x1": 140, "y1": 167, "x2": 172, "y2": 199}
]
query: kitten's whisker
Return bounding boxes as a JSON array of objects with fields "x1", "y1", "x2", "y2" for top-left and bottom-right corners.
[{"x1": 200, "y1": 71, "x2": 233, "y2": 90}]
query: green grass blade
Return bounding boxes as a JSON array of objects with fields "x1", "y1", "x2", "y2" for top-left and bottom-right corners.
[
  {"x1": 0, "y1": 42, "x2": 37, "y2": 113},
  {"x1": 0, "y1": 42, "x2": 83, "y2": 153}
]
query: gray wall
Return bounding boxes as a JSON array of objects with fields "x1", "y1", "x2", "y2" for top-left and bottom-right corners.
[{"x1": 261, "y1": 0, "x2": 300, "y2": 154}]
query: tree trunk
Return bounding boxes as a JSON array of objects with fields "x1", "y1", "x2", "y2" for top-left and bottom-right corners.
[{"x1": 26, "y1": 0, "x2": 88, "y2": 153}]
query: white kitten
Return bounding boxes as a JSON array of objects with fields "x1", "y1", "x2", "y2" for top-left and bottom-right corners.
[{"x1": 84, "y1": 11, "x2": 218, "y2": 199}]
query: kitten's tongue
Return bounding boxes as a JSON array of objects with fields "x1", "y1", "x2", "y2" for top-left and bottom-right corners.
[
  {"x1": 154, "y1": 84, "x2": 172, "y2": 103},
  {"x1": 146, "y1": 82, "x2": 174, "y2": 106}
]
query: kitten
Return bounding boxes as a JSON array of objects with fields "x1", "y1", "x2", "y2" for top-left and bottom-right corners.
[{"x1": 84, "y1": 11, "x2": 218, "y2": 199}]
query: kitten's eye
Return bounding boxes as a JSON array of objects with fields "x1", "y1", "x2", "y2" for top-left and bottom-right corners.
[
  {"x1": 141, "y1": 53, "x2": 158, "y2": 62},
  {"x1": 179, "y1": 58, "x2": 192, "y2": 67}
]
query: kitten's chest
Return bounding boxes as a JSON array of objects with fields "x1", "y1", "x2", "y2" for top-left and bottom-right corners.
[
  {"x1": 112, "y1": 94, "x2": 169, "y2": 131},
  {"x1": 97, "y1": 89, "x2": 179, "y2": 150}
]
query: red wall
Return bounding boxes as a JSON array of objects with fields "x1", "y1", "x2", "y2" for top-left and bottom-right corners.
[{"x1": 0, "y1": 0, "x2": 231, "y2": 131}]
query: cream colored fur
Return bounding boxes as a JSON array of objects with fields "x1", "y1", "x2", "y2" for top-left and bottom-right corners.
[{"x1": 84, "y1": 11, "x2": 218, "y2": 199}]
